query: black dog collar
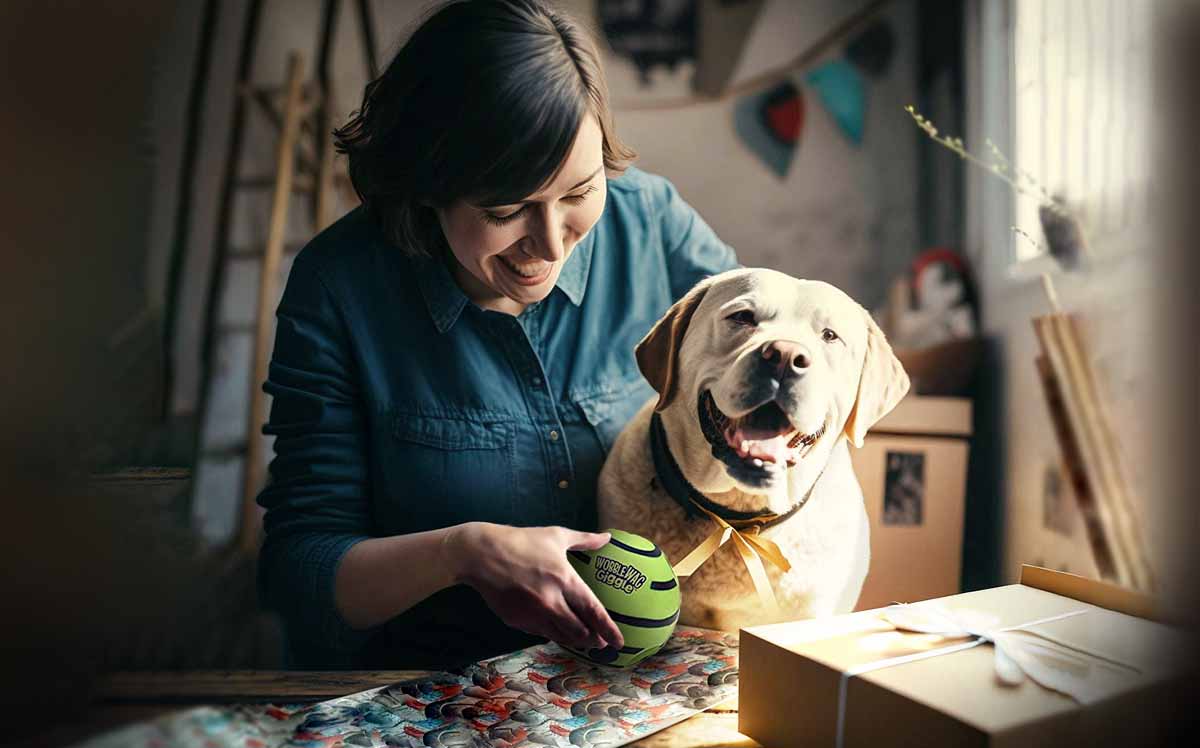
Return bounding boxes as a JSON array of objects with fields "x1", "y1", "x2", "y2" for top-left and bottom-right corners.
[{"x1": 648, "y1": 411, "x2": 809, "y2": 531}]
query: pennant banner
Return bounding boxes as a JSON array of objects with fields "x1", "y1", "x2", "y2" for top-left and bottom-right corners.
[
  {"x1": 806, "y1": 59, "x2": 866, "y2": 145},
  {"x1": 733, "y1": 79, "x2": 804, "y2": 178}
]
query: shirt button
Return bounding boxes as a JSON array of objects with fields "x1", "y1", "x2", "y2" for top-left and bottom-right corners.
[
  {"x1": 532, "y1": 376, "x2": 542, "y2": 387},
  {"x1": 549, "y1": 430, "x2": 560, "y2": 441},
  {"x1": 558, "y1": 479, "x2": 569, "y2": 489}
]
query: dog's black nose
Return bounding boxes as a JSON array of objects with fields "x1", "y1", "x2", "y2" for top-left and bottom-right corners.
[{"x1": 761, "y1": 340, "x2": 811, "y2": 376}]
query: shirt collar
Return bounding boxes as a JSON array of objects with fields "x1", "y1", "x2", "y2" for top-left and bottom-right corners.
[
  {"x1": 415, "y1": 255, "x2": 470, "y2": 334},
  {"x1": 415, "y1": 229, "x2": 597, "y2": 333},
  {"x1": 553, "y1": 228, "x2": 596, "y2": 307}
]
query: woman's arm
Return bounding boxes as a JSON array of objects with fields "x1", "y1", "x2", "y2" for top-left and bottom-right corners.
[
  {"x1": 331, "y1": 525, "x2": 459, "y2": 630},
  {"x1": 335, "y1": 522, "x2": 623, "y2": 653},
  {"x1": 256, "y1": 255, "x2": 377, "y2": 659}
]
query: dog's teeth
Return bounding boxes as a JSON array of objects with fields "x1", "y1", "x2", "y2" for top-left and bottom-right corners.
[{"x1": 752, "y1": 458, "x2": 764, "y2": 468}]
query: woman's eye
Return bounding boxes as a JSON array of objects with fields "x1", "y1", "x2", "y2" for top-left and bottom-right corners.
[
  {"x1": 481, "y1": 206, "x2": 526, "y2": 226},
  {"x1": 481, "y1": 185, "x2": 596, "y2": 226},
  {"x1": 822, "y1": 328, "x2": 840, "y2": 343},
  {"x1": 563, "y1": 185, "x2": 598, "y2": 204},
  {"x1": 726, "y1": 310, "x2": 757, "y2": 327}
]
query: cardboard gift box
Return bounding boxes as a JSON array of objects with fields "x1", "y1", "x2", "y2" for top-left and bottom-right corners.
[
  {"x1": 739, "y1": 566, "x2": 1196, "y2": 748},
  {"x1": 850, "y1": 395, "x2": 972, "y2": 611}
]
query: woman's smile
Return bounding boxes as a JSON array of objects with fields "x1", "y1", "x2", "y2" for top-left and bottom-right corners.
[{"x1": 497, "y1": 251, "x2": 554, "y2": 285}]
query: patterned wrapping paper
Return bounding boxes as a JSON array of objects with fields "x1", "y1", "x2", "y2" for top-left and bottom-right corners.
[{"x1": 78, "y1": 627, "x2": 739, "y2": 748}]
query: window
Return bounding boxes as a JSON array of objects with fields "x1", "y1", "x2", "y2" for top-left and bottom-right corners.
[{"x1": 1011, "y1": 0, "x2": 1153, "y2": 262}]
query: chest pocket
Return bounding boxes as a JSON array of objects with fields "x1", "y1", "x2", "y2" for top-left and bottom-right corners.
[
  {"x1": 384, "y1": 411, "x2": 517, "y2": 531},
  {"x1": 570, "y1": 378, "x2": 654, "y2": 455}
]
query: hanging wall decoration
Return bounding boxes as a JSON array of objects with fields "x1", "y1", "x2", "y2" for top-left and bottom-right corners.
[
  {"x1": 844, "y1": 18, "x2": 896, "y2": 78},
  {"x1": 692, "y1": 0, "x2": 766, "y2": 96},
  {"x1": 805, "y1": 59, "x2": 866, "y2": 145},
  {"x1": 733, "y1": 79, "x2": 804, "y2": 178},
  {"x1": 598, "y1": 0, "x2": 698, "y2": 87}
]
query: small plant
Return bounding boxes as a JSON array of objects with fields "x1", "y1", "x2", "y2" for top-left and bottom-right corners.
[{"x1": 906, "y1": 105, "x2": 1085, "y2": 267}]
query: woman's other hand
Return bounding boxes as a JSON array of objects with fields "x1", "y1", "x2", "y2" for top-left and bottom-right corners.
[{"x1": 446, "y1": 523, "x2": 624, "y2": 652}]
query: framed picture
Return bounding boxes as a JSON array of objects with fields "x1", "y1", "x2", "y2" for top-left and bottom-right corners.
[{"x1": 883, "y1": 450, "x2": 925, "y2": 526}]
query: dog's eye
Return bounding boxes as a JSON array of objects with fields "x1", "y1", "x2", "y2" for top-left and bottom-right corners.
[
  {"x1": 822, "y1": 328, "x2": 840, "y2": 343},
  {"x1": 726, "y1": 310, "x2": 757, "y2": 327}
]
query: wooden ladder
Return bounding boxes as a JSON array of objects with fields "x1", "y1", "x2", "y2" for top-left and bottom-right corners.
[{"x1": 194, "y1": 0, "x2": 378, "y2": 559}]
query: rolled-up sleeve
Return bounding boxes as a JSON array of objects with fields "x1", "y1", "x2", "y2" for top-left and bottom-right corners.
[
  {"x1": 256, "y1": 255, "x2": 375, "y2": 661},
  {"x1": 653, "y1": 176, "x2": 739, "y2": 300}
]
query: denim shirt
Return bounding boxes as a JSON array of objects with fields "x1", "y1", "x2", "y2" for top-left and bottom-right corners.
[{"x1": 257, "y1": 167, "x2": 738, "y2": 669}]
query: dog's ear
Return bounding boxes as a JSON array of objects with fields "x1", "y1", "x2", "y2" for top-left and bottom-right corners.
[
  {"x1": 636, "y1": 280, "x2": 712, "y2": 412},
  {"x1": 844, "y1": 309, "x2": 910, "y2": 447}
]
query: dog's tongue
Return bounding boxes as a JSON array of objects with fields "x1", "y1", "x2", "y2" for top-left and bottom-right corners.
[{"x1": 724, "y1": 424, "x2": 793, "y2": 465}]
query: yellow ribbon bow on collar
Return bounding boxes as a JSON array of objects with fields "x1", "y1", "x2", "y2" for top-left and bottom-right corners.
[{"x1": 669, "y1": 500, "x2": 793, "y2": 612}]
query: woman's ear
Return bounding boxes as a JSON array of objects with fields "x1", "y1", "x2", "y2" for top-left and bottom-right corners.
[
  {"x1": 843, "y1": 309, "x2": 911, "y2": 447},
  {"x1": 636, "y1": 280, "x2": 713, "y2": 412}
]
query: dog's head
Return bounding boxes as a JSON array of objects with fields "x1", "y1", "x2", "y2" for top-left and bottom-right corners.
[{"x1": 637, "y1": 268, "x2": 909, "y2": 497}]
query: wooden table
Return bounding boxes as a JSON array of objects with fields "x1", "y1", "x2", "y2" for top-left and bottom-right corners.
[{"x1": 31, "y1": 671, "x2": 762, "y2": 748}]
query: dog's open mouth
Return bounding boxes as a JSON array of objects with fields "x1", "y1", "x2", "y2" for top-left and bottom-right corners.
[{"x1": 698, "y1": 390, "x2": 826, "y2": 473}]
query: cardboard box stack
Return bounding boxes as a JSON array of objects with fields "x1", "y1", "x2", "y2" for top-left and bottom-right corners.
[{"x1": 850, "y1": 395, "x2": 971, "y2": 611}]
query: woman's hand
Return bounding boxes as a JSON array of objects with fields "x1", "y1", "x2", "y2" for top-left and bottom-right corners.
[{"x1": 445, "y1": 523, "x2": 624, "y2": 653}]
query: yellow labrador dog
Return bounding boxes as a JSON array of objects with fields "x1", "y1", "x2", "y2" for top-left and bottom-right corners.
[{"x1": 598, "y1": 268, "x2": 909, "y2": 632}]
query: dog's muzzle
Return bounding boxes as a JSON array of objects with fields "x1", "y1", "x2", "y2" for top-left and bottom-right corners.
[{"x1": 698, "y1": 390, "x2": 825, "y2": 486}]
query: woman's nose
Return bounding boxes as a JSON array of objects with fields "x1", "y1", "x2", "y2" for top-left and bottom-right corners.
[{"x1": 529, "y1": 207, "x2": 566, "y2": 262}]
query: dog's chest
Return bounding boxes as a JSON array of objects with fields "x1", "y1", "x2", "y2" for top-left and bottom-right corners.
[
  {"x1": 643, "y1": 494, "x2": 823, "y2": 606},
  {"x1": 638, "y1": 481, "x2": 863, "y2": 626}
]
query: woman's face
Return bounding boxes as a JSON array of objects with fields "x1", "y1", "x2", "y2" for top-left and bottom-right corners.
[{"x1": 436, "y1": 115, "x2": 607, "y2": 315}]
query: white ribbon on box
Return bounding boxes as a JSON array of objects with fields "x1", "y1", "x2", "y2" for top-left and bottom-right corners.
[{"x1": 834, "y1": 603, "x2": 1144, "y2": 748}]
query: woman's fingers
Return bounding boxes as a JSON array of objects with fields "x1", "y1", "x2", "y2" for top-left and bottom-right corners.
[
  {"x1": 558, "y1": 529, "x2": 624, "y2": 648},
  {"x1": 546, "y1": 598, "x2": 593, "y2": 648},
  {"x1": 562, "y1": 576, "x2": 624, "y2": 650},
  {"x1": 495, "y1": 592, "x2": 583, "y2": 647},
  {"x1": 475, "y1": 526, "x2": 627, "y2": 650},
  {"x1": 564, "y1": 529, "x2": 611, "y2": 551}
]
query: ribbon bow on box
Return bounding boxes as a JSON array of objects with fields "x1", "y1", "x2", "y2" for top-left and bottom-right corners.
[
  {"x1": 878, "y1": 603, "x2": 1142, "y2": 704},
  {"x1": 833, "y1": 602, "x2": 1145, "y2": 748}
]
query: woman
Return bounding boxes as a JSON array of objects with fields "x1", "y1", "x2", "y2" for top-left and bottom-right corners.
[{"x1": 257, "y1": 0, "x2": 738, "y2": 670}]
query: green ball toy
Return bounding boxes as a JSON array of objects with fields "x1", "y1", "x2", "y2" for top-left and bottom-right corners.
[{"x1": 566, "y1": 528, "x2": 681, "y2": 668}]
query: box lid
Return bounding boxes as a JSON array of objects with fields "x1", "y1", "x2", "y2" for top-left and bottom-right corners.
[
  {"x1": 1019, "y1": 564, "x2": 1158, "y2": 621},
  {"x1": 869, "y1": 395, "x2": 972, "y2": 437}
]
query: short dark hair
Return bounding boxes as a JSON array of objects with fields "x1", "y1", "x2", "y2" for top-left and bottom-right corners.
[{"x1": 334, "y1": 0, "x2": 636, "y2": 257}]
